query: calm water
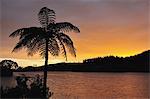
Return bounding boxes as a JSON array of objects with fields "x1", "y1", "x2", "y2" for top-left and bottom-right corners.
[{"x1": 1, "y1": 72, "x2": 150, "y2": 99}]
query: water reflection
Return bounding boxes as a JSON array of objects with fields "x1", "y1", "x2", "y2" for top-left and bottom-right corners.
[{"x1": 1, "y1": 72, "x2": 149, "y2": 98}]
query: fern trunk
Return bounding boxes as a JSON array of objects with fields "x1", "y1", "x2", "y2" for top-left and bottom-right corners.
[{"x1": 44, "y1": 38, "x2": 48, "y2": 98}]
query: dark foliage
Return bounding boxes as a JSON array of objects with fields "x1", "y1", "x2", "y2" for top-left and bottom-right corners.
[
  {"x1": 16, "y1": 50, "x2": 149, "y2": 72},
  {"x1": 1, "y1": 74, "x2": 53, "y2": 99},
  {"x1": 0, "y1": 60, "x2": 18, "y2": 76},
  {"x1": 9, "y1": 7, "x2": 79, "y2": 59},
  {"x1": 82, "y1": 50, "x2": 149, "y2": 72}
]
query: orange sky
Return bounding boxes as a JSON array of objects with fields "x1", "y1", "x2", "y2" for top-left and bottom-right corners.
[{"x1": 0, "y1": 0, "x2": 149, "y2": 67}]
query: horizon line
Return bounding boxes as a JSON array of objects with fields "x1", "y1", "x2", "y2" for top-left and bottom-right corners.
[{"x1": 0, "y1": 49, "x2": 149, "y2": 67}]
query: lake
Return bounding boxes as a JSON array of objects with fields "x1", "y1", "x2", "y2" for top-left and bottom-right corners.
[{"x1": 1, "y1": 72, "x2": 149, "y2": 99}]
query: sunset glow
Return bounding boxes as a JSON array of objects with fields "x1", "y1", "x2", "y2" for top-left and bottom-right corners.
[{"x1": 0, "y1": 0, "x2": 149, "y2": 67}]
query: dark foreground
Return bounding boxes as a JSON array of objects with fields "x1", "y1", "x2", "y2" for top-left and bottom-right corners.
[{"x1": 1, "y1": 72, "x2": 149, "y2": 98}]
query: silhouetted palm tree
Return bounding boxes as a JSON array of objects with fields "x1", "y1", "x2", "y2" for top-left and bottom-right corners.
[{"x1": 9, "y1": 7, "x2": 80, "y2": 98}]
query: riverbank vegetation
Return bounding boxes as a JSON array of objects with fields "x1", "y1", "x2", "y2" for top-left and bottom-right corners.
[
  {"x1": 1, "y1": 74, "x2": 53, "y2": 98},
  {"x1": 15, "y1": 50, "x2": 149, "y2": 72}
]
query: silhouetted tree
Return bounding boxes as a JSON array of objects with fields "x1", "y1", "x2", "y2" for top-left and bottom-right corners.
[
  {"x1": 0, "y1": 60, "x2": 18, "y2": 69},
  {"x1": 9, "y1": 7, "x2": 80, "y2": 98},
  {"x1": 0, "y1": 60, "x2": 18, "y2": 76}
]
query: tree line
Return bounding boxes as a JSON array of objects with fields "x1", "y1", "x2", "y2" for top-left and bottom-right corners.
[{"x1": 15, "y1": 50, "x2": 149, "y2": 72}]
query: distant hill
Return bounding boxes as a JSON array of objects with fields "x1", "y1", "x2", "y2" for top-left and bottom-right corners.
[
  {"x1": 16, "y1": 50, "x2": 149, "y2": 72},
  {"x1": 82, "y1": 50, "x2": 149, "y2": 72}
]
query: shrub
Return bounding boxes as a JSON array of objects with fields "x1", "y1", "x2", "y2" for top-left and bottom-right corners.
[{"x1": 1, "y1": 74, "x2": 53, "y2": 99}]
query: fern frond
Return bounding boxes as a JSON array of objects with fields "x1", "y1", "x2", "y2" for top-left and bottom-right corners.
[{"x1": 38, "y1": 7, "x2": 56, "y2": 28}]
